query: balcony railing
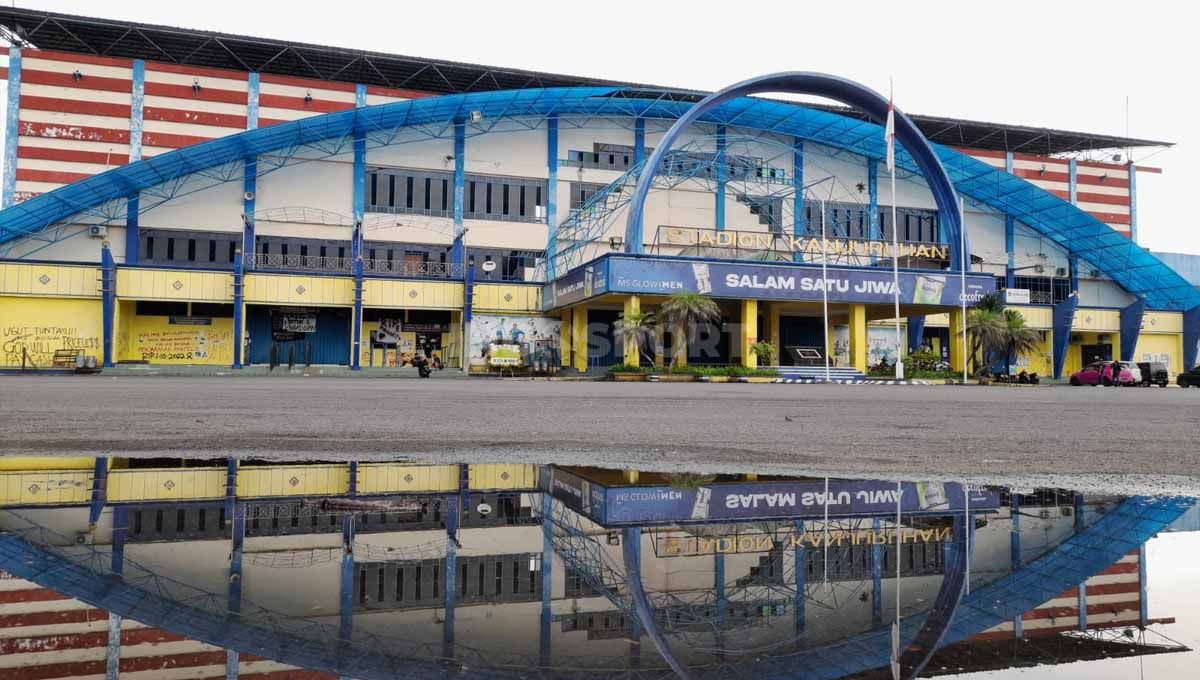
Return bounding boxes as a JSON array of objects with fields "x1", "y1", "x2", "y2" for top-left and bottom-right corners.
[{"x1": 249, "y1": 254, "x2": 462, "y2": 279}]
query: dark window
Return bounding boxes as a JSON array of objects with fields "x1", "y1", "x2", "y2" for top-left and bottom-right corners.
[
  {"x1": 338, "y1": 247, "x2": 345, "y2": 260},
  {"x1": 406, "y1": 177, "x2": 414, "y2": 209},
  {"x1": 370, "y1": 174, "x2": 377, "y2": 205},
  {"x1": 423, "y1": 177, "x2": 431, "y2": 210},
  {"x1": 281, "y1": 243, "x2": 288, "y2": 257},
  {"x1": 300, "y1": 245, "x2": 308, "y2": 258},
  {"x1": 519, "y1": 185, "x2": 526, "y2": 216},
  {"x1": 535, "y1": 186, "x2": 542, "y2": 210},
  {"x1": 469, "y1": 181, "x2": 477, "y2": 213},
  {"x1": 486, "y1": 183, "x2": 493, "y2": 213},
  {"x1": 228, "y1": 242, "x2": 236, "y2": 263},
  {"x1": 207, "y1": 240, "x2": 216, "y2": 262},
  {"x1": 145, "y1": 236, "x2": 154, "y2": 259},
  {"x1": 441, "y1": 179, "x2": 449, "y2": 212},
  {"x1": 388, "y1": 175, "x2": 396, "y2": 207},
  {"x1": 166, "y1": 239, "x2": 175, "y2": 260},
  {"x1": 502, "y1": 185, "x2": 509, "y2": 215},
  {"x1": 320, "y1": 246, "x2": 327, "y2": 258},
  {"x1": 190, "y1": 303, "x2": 233, "y2": 317}
]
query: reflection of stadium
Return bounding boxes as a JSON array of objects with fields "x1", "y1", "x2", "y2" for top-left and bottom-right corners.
[
  {"x1": 0, "y1": 458, "x2": 1193, "y2": 678},
  {"x1": 1, "y1": 7, "x2": 1198, "y2": 380}
]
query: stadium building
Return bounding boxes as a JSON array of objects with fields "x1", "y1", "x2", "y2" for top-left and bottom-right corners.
[{"x1": 0, "y1": 6, "x2": 1198, "y2": 379}]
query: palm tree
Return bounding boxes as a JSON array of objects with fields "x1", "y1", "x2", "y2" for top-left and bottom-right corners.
[
  {"x1": 658, "y1": 292, "x2": 722, "y2": 370},
  {"x1": 963, "y1": 293, "x2": 1006, "y2": 375},
  {"x1": 1002, "y1": 308, "x2": 1042, "y2": 374},
  {"x1": 613, "y1": 309, "x2": 656, "y2": 368}
]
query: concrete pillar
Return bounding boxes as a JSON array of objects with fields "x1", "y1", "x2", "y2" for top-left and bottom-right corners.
[
  {"x1": 827, "y1": 317, "x2": 837, "y2": 367},
  {"x1": 740, "y1": 299, "x2": 758, "y2": 368},
  {"x1": 559, "y1": 309, "x2": 571, "y2": 368},
  {"x1": 949, "y1": 307, "x2": 966, "y2": 373},
  {"x1": 622, "y1": 295, "x2": 641, "y2": 366},
  {"x1": 767, "y1": 303, "x2": 781, "y2": 362},
  {"x1": 849, "y1": 304, "x2": 868, "y2": 373},
  {"x1": 623, "y1": 469, "x2": 639, "y2": 484},
  {"x1": 571, "y1": 305, "x2": 588, "y2": 373}
]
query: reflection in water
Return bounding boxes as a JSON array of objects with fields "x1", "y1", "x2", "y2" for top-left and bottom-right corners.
[{"x1": 0, "y1": 461, "x2": 1194, "y2": 679}]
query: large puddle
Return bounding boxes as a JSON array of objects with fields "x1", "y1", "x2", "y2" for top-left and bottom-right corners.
[{"x1": 0, "y1": 460, "x2": 1195, "y2": 679}]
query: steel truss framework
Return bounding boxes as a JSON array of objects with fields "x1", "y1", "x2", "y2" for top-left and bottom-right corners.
[{"x1": 0, "y1": 87, "x2": 1195, "y2": 310}]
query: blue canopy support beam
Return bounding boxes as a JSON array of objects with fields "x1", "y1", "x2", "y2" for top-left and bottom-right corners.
[
  {"x1": 793, "y1": 519, "x2": 805, "y2": 646},
  {"x1": 232, "y1": 252, "x2": 244, "y2": 368},
  {"x1": 101, "y1": 245, "x2": 116, "y2": 368},
  {"x1": 867, "y1": 159, "x2": 879, "y2": 243},
  {"x1": 2, "y1": 47, "x2": 20, "y2": 209},
  {"x1": 106, "y1": 505, "x2": 127, "y2": 680},
  {"x1": 1183, "y1": 305, "x2": 1200, "y2": 371},
  {"x1": 443, "y1": 492, "x2": 458, "y2": 661},
  {"x1": 793, "y1": 139, "x2": 805, "y2": 263},
  {"x1": 1052, "y1": 296, "x2": 1078, "y2": 379},
  {"x1": 1119, "y1": 297, "x2": 1146, "y2": 363},
  {"x1": 539, "y1": 492, "x2": 553, "y2": 668},
  {"x1": 1128, "y1": 161, "x2": 1139, "y2": 243},
  {"x1": 622, "y1": 526, "x2": 695, "y2": 680},
  {"x1": 89, "y1": 457, "x2": 108, "y2": 527},
  {"x1": 1074, "y1": 494, "x2": 1087, "y2": 631},
  {"x1": 871, "y1": 517, "x2": 882, "y2": 627},
  {"x1": 715, "y1": 125, "x2": 726, "y2": 232},
  {"x1": 242, "y1": 72, "x2": 260, "y2": 272},
  {"x1": 451, "y1": 121, "x2": 466, "y2": 270},
  {"x1": 226, "y1": 488, "x2": 245, "y2": 680},
  {"x1": 1010, "y1": 494, "x2": 1022, "y2": 637},
  {"x1": 544, "y1": 116, "x2": 559, "y2": 279},
  {"x1": 907, "y1": 315, "x2": 926, "y2": 353},
  {"x1": 714, "y1": 552, "x2": 726, "y2": 657}
]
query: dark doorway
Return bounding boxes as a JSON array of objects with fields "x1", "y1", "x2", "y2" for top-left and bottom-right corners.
[
  {"x1": 247, "y1": 306, "x2": 350, "y2": 366},
  {"x1": 779, "y1": 316, "x2": 825, "y2": 366},
  {"x1": 1081, "y1": 343, "x2": 1113, "y2": 364}
]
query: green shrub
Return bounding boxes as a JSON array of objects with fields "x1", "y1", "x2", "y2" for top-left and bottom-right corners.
[
  {"x1": 607, "y1": 363, "x2": 650, "y2": 373},
  {"x1": 663, "y1": 364, "x2": 779, "y2": 377}
]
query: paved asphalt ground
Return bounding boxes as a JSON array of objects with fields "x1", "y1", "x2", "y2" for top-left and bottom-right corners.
[{"x1": 1, "y1": 376, "x2": 1197, "y2": 495}]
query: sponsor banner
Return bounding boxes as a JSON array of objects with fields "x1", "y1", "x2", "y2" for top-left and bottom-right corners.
[
  {"x1": 1004, "y1": 288, "x2": 1031, "y2": 305},
  {"x1": 658, "y1": 526, "x2": 953, "y2": 557},
  {"x1": 658, "y1": 226, "x2": 951, "y2": 262},
  {"x1": 545, "y1": 468, "x2": 606, "y2": 520},
  {"x1": 168, "y1": 316, "x2": 213, "y2": 326},
  {"x1": 545, "y1": 259, "x2": 609, "y2": 309},
  {"x1": 403, "y1": 321, "x2": 450, "y2": 333},
  {"x1": 606, "y1": 257, "x2": 995, "y2": 307},
  {"x1": 601, "y1": 481, "x2": 998, "y2": 525}
]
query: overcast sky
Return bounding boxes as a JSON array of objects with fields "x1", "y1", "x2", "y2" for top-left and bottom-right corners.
[{"x1": 5, "y1": 0, "x2": 1198, "y2": 254}]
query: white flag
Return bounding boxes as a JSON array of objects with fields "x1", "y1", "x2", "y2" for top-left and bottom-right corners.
[{"x1": 884, "y1": 92, "x2": 896, "y2": 174}]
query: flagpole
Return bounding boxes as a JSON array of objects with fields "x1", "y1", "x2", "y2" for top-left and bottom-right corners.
[
  {"x1": 891, "y1": 480, "x2": 902, "y2": 680},
  {"x1": 823, "y1": 475, "x2": 831, "y2": 590},
  {"x1": 959, "y1": 196, "x2": 968, "y2": 384},
  {"x1": 820, "y1": 198, "x2": 831, "y2": 382},
  {"x1": 884, "y1": 83, "x2": 903, "y2": 382}
]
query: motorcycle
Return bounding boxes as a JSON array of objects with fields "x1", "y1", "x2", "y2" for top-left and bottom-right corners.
[{"x1": 413, "y1": 354, "x2": 432, "y2": 379}]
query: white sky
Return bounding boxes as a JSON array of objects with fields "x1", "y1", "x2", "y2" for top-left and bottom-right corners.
[{"x1": 4, "y1": 0, "x2": 1199, "y2": 254}]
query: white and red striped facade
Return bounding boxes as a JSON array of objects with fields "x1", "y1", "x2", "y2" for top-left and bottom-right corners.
[{"x1": 1, "y1": 49, "x2": 428, "y2": 203}]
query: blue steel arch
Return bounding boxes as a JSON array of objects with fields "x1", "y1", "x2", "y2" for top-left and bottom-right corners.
[
  {"x1": 623, "y1": 72, "x2": 967, "y2": 272},
  {"x1": 0, "y1": 87, "x2": 1196, "y2": 311}
]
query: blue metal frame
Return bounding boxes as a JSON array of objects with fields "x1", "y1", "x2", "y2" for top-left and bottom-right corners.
[
  {"x1": 1129, "y1": 162, "x2": 1139, "y2": 243},
  {"x1": 1009, "y1": 494, "x2": 1022, "y2": 637},
  {"x1": 622, "y1": 73, "x2": 968, "y2": 273},
  {"x1": 451, "y1": 120, "x2": 466, "y2": 270},
  {"x1": 714, "y1": 125, "x2": 726, "y2": 232},
  {"x1": 107, "y1": 505, "x2": 127, "y2": 680},
  {"x1": 1052, "y1": 295, "x2": 1078, "y2": 380},
  {"x1": 232, "y1": 252, "x2": 244, "y2": 368},
  {"x1": 101, "y1": 246, "x2": 116, "y2": 367},
  {"x1": 1184, "y1": 305, "x2": 1200, "y2": 370},
  {"x1": 1068, "y1": 159, "x2": 1078, "y2": 205},
  {"x1": 545, "y1": 116, "x2": 558, "y2": 279},
  {"x1": 867, "y1": 160, "x2": 879, "y2": 242},
  {"x1": 793, "y1": 519, "x2": 805, "y2": 644},
  {"x1": 539, "y1": 492, "x2": 553, "y2": 668},
  {"x1": 870, "y1": 517, "x2": 882, "y2": 627},
  {"x1": 227, "y1": 488, "x2": 245, "y2": 680},
  {"x1": 792, "y1": 139, "x2": 804, "y2": 263},
  {"x1": 2, "y1": 47, "x2": 20, "y2": 209},
  {"x1": 124, "y1": 59, "x2": 145, "y2": 266},
  {"x1": 621, "y1": 526, "x2": 694, "y2": 680},
  {"x1": 1119, "y1": 297, "x2": 1146, "y2": 363},
  {"x1": 243, "y1": 73, "x2": 260, "y2": 273},
  {"x1": 907, "y1": 316, "x2": 926, "y2": 353},
  {"x1": 0, "y1": 85, "x2": 1194, "y2": 311},
  {"x1": 1004, "y1": 152, "x2": 1015, "y2": 289},
  {"x1": 89, "y1": 457, "x2": 108, "y2": 526}
]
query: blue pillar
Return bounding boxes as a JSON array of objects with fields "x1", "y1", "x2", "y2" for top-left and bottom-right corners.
[
  {"x1": 89, "y1": 457, "x2": 109, "y2": 527},
  {"x1": 242, "y1": 73, "x2": 259, "y2": 271},
  {"x1": 867, "y1": 160, "x2": 879, "y2": 242},
  {"x1": 907, "y1": 316, "x2": 927, "y2": 353},
  {"x1": 1138, "y1": 542, "x2": 1148, "y2": 627},
  {"x1": 1183, "y1": 305, "x2": 1200, "y2": 371},
  {"x1": 871, "y1": 518, "x2": 882, "y2": 627},
  {"x1": 792, "y1": 138, "x2": 805, "y2": 263},
  {"x1": 714, "y1": 126, "x2": 726, "y2": 231},
  {"x1": 1004, "y1": 152, "x2": 1015, "y2": 289},
  {"x1": 1120, "y1": 298, "x2": 1146, "y2": 363},
  {"x1": 107, "y1": 505, "x2": 127, "y2": 680},
  {"x1": 226, "y1": 483, "x2": 245, "y2": 680},
  {"x1": 1073, "y1": 494, "x2": 1087, "y2": 631},
  {"x1": 545, "y1": 116, "x2": 559, "y2": 279},
  {"x1": 443, "y1": 491, "x2": 459, "y2": 661},
  {"x1": 451, "y1": 121, "x2": 466, "y2": 270},
  {"x1": 232, "y1": 251, "x2": 244, "y2": 368},
  {"x1": 793, "y1": 519, "x2": 805, "y2": 645},
  {"x1": 1051, "y1": 295, "x2": 1077, "y2": 380},
  {"x1": 123, "y1": 60, "x2": 145, "y2": 266},
  {"x1": 1128, "y1": 162, "x2": 1138, "y2": 243},
  {"x1": 351, "y1": 88, "x2": 367, "y2": 371},
  {"x1": 351, "y1": 250, "x2": 363, "y2": 370},
  {"x1": 2, "y1": 47, "x2": 20, "y2": 209},
  {"x1": 1068, "y1": 253, "x2": 1079, "y2": 295},
  {"x1": 101, "y1": 246, "x2": 116, "y2": 367},
  {"x1": 1010, "y1": 494, "x2": 1022, "y2": 637},
  {"x1": 339, "y1": 461, "x2": 357, "y2": 667},
  {"x1": 714, "y1": 553, "x2": 726, "y2": 656},
  {"x1": 540, "y1": 492, "x2": 553, "y2": 667}
]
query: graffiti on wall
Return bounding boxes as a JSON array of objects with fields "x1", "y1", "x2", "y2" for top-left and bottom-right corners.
[
  {"x1": 2, "y1": 325, "x2": 100, "y2": 367},
  {"x1": 468, "y1": 315, "x2": 561, "y2": 361},
  {"x1": 133, "y1": 326, "x2": 233, "y2": 364}
]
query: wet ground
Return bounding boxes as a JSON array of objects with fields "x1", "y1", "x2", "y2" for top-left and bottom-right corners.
[{"x1": 2, "y1": 376, "x2": 1198, "y2": 495}]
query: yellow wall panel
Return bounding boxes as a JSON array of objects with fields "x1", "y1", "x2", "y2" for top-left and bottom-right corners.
[
  {"x1": 473, "y1": 284, "x2": 541, "y2": 313},
  {"x1": 1072, "y1": 308, "x2": 1120, "y2": 332},
  {"x1": 467, "y1": 464, "x2": 538, "y2": 490},
  {"x1": 237, "y1": 464, "x2": 350, "y2": 498},
  {"x1": 0, "y1": 263, "x2": 101, "y2": 298},
  {"x1": 1134, "y1": 333, "x2": 1183, "y2": 377},
  {"x1": 1142, "y1": 312, "x2": 1182, "y2": 334},
  {"x1": 362, "y1": 279, "x2": 464, "y2": 309},
  {"x1": 116, "y1": 269, "x2": 233, "y2": 302},
  {"x1": 357, "y1": 463, "x2": 458, "y2": 494},
  {"x1": 1005, "y1": 305, "x2": 1052, "y2": 329},
  {"x1": 245, "y1": 274, "x2": 355, "y2": 307},
  {"x1": 0, "y1": 471, "x2": 93, "y2": 506},
  {"x1": 1, "y1": 295, "x2": 103, "y2": 367},
  {"x1": 119, "y1": 315, "x2": 235, "y2": 365},
  {"x1": 107, "y1": 468, "x2": 226, "y2": 502},
  {"x1": 0, "y1": 457, "x2": 95, "y2": 471}
]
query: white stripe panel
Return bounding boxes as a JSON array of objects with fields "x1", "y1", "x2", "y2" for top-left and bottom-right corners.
[
  {"x1": 1076, "y1": 164, "x2": 1128, "y2": 179},
  {"x1": 144, "y1": 69, "x2": 247, "y2": 93},
  {"x1": 143, "y1": 95, "x2": 248, "y2": 116},
  {"x1": 22, "y1": 57, "x2": 132, "y2": 79},
  {"x1": 19, "y1": 83, "x2": 132, "y2": 105},
  {"x1": 1039, "y1": 593, "x2": 1140, "y2": 609},
  {"x1": 0, "y1": 617, "x2": 145, "y2": 640},
  {"x1": 968, "y1": 156, "x2": 1007, "y2": 168},
  {"x1": 258, "y1": 106, "x2": 325, "y2": 122},
  {"x1": 18, "y1": 136, "x2": 133, "y2": 155},
  {"x1": 1075, "y1": 183, "x2": 1133, "y2": 197},
  {"x1": 0, "y1": 639, "x2": 219, "y2": 671},
  {"x1": 260, "y1": 81, "x2": 356, "y2": 102},
  {"x1": 121, "y1": 659, "x2": 305, "y2": 680},
  {"x1": 0, "y1": 598, "x2": 92, "y2": 616},
  {"x1": 1077, "y1": 200, "x2": 1129, "y2": 215},
  {"x1": 0, "y1": 577, "x2": 40, "y2": 592},
  {"x1": 19, "y1": 109, "x2": 131, "y2": 132},
  {"x1": 142, "y1": 119, "x2": 239, "y2": 139},
  {"x1": 15, "y1": 180, "x2": 64, "y2": 193},
  {"x1": 1084, "y1": 572, "x2": 1140, "y2": 586},
  {"x1": 19, "y1": 158, "x2": 114, "y2": 175},
  {"x1": 1011, "y1": 158, "x2": 1070, "y2": 172},
  {"x1": 1025, "y1": 179, "x2": 1070, "y2": 193},
  {"x1": 365, "y1": 93, "x2": 411, "y2": 106},
  {"x1": 1023, "y1": 616, "x2": 1080, "y2": 630}
]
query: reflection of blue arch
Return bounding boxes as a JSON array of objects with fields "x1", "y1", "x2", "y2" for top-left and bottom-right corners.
[
  {"x1": 623, "y1": 72, "x2": 967, "y2": 271},
  {"x1": 0, "y1": 87, "x2": 1196, "y2": 311}
]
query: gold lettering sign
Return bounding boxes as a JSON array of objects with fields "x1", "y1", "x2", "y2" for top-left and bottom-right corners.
[
  {"x1": 657, "y1": 225, "x2": 948, "y2": 261},
  {"x1": 657, "y1": 527, "x2": 952, "y2": 557}
]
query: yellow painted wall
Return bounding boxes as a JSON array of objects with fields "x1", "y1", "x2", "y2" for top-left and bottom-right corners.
[
  {"x1": 1013, "y1": 334, "x2": 1053, "y2": 376},
  {"x1": 358, "y1": 463, "x2": 458, "y2": 494},
  {"x1": 116, "y1": 268, "x2": 233, "y2": 302},
  {"x1": 1072, "y1": 309, "x2": 1120, "y2": 332},
  {"x1": 245, "y1": 274, "x2": 354, "y2": 307},
  {"x1": 0, "y1": 470, "x2": 93, "y2": 506},
  {"x1": 468, "y1": 464, "x2": 538, "y2": 490},
  {"x1": 1133, "y1": 333, "x2": 1183, "y2": 377},
  {"x1": 473, "y1": 283, "x2": 541, "y2": 313},
  {"x1": 119, "y1": 315, "x2": 235, "y2": 365},
  {"x1": 0, "y1": 263, "x2": 101, "y2": 298},
  {"x1": 1, "y1": 295, "x2": 102, "y2": 367},
  {"x1": 0, "y1": 457, "x2": 95, "y2": 471},
  {"x1": 107, "y1": 468, "x2": 226, "y2": 502},
  {"x1": 237, "y1": 464, "x2": 350, "y2": 498},
  {"x1": 362, "y1": 279, "x2": 463, "y2": 309},
  {"x1": 359, "y1": 319, "x2": 450, "y2": 367},
  {"x1": 1142, "y1": 311, "x2": 1183, "y2": 334}
]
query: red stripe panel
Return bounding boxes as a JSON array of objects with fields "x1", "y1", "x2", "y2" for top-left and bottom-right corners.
[
  {"x1": 143, "y1": 105, "x2": 248, "y2": 130},
  {"x1": 0, "y1": 627, "x2": 181, "y2": 655},
  {"x1": 1, "y1": 66, "x2": 9, "y2": 80},
  {"x1": 5, "y1": 650, "x2": 263, "y2": 680},
  {"x1": 18, "y1": 69, "x2": 132, "y2": 94},
  {"x1": 1012, "y1": 151, "x2": 1070, "y2": 166},
  {"x1": 0, "y1": 608, "x2": 107, "y2": 629},
  {"x1": 258, "y1": 117, "x2": 296, "y2": 128},
  {"x1": 17, "y1": 145, "x2": 130, "y2": 166},
  {"x1": 20, "y1": 121, "x2": 130, "y2": 144},
  {"x1": 142, "y1": 130, "x2": 217, "y2": 149},
  {"x1": 144, "y1": 82, "x2": 247, "y2": 106},
  {"x1": 18, "y1": 94, "x2": 132, "y2": 119},
  {"x1": 16, "y1": 168, "x2": 95, "y2": 185},
  {"x1": 145, "y1": 61, "x2": 248, "y2": 81},
  {"x1": 365, "y1": 84, "x2": 431, "y2": 100},
  {"x1": 1096, "y1": 562, "x2": 1142, "y2": 576},
  {"x1": 961, "y1": 147, "x2": 1006, "y2": 159},
  {"x1": 258, "y1": 94, "x2": 355, "y2": 114},
  {"x1": 0, "y1": 589, "x2": 70, "y2": 604},
  {"x1": 1013, "y1": 168, "x2": 1070, "y2": 184},
  {"x1": 25, "y1": 50, "x2": 134, "y2": 69},
  {"x1": 1059, "y1": 581, "x2": 1140, "y2": 598},
  {"x1": 1074, "y1": 173, "x2": 1130, "y2": 189},
  {"x1": 1022, "y1": 600, "x2": 1140, "y2": 621},
  {"x1": 1085, "y1": 211, "x2": 1132, "y2": 225},
  {"x1": 260, "y1": 72, "x2": 356, "y2": 92}
]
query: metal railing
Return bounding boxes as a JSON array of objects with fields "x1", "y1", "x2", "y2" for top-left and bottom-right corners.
[
  {"x1": 251, "y1": 253, "x2": 351, "y2": 272},
  {"x1": 249, "y1": 253, "x2": 463, "y2": 279},
  {"x1": 361, "y1": 258, "x2": 461, "y2": 278}
]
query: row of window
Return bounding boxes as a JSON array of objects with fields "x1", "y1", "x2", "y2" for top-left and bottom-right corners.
[
  {"x1": 366, "y1": 168, "x2": 547, "y2": 223},
  {"x1": 356, "y1": 554, "x2": 543, "y2": 609},
  {"x1": 143, "y1": 233, "x2": 239, "y2": 265}
]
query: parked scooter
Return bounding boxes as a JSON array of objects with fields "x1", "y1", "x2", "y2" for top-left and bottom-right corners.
[{"x1": 413, "y1": 353, "x2": 432, "y2": 378}]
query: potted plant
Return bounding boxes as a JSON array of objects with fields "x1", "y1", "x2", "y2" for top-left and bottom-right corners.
[
  {"x1": 607, "y1": 363, "x2": 649, "y2": 381},
  {"x1": 612, "y1": 309, "x2": 656, "y2": 378}
]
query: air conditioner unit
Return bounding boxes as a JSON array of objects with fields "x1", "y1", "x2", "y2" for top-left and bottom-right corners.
[
  {"x1": 1061, "y1": 506, "x2": 1074, "y2": 517},
  {"x1": 1055, "y1": 267, "x2": 1068, "y2": 277},
  {"x1": 1070, "y1": 334, "x2": 1082, "y2": 343},
  {"x1": 1098, "y1": 334, "x2": 1112, "y2": 343},
  {"x1": 1038, "y1": 510, "x2": 1051, "y2": 520},
  {"x1": 88, "y1": 225, "x2": 107, "y2": 238}
]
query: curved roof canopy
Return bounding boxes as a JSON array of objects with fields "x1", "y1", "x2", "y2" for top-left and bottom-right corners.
[{"x1": 1, "y1": 87, "x2": 1196, "y2": 310}]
